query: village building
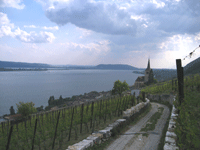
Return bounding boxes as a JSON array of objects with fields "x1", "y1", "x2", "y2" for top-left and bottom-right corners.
[{"x1": 134, "y1": 59, "x2": 154, "y2": 88}]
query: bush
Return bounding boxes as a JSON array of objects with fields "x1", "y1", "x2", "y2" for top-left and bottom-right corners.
[{"x1": 16, "y1": 101, "x2": 37, "y2": 118}]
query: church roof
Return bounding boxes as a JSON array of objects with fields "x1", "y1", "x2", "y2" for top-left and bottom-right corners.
[{"x1": 135, "y1": 76, "x2": 144, "y2": 82}]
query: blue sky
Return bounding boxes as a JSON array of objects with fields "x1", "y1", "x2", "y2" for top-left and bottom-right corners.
[{"x1": 0, "y1": 0, "x2": 200, "y2": 68}]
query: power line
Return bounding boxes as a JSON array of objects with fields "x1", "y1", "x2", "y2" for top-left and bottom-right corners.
[{"x1": 183, "y1": 45, "x2": 200, "y2": 60}]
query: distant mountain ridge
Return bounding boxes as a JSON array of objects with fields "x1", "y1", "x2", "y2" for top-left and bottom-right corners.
[
  {"x1": 94, "y1": 64, "x2": 139, "y2": 70},
  {"x1": 0, "y1": 61, "x2": 53, "y2": 68},
  {"x1": 0, "y1": 61, "x2": 139, "y2": 70}
]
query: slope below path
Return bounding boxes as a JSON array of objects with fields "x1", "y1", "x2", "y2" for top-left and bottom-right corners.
[{"x1": 106, "y1": 103, "x2": 170, "y2": 150}]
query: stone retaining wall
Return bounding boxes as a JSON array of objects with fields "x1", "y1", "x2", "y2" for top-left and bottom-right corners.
[
  {"x1": 163, "y1": 95, "x2": 179, "y2": 150},
  {"x1": 66, "y1": 99, "x2": 150, "y2": 150},
  {"x1": 146, "y1": 94, "x2": 174, "y2": 105}
]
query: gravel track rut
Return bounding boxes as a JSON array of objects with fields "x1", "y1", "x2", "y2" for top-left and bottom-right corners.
[{"x1": 106, "y1": 103, "x2": 170, "y2": 150}]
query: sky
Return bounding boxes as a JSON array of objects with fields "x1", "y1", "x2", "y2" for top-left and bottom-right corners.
[{"x1": 0, "y1": 0, "x2": 200, "y2": 69}]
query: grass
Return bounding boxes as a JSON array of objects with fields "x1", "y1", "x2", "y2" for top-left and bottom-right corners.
[
  {"x1": 150, "y1": 100, "x2": 172, "y2": 150},
  {"x1": 140, "y1": 107, "x2": 164, "y2": 137}
]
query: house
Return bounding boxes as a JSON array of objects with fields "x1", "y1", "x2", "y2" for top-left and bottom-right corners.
[
  {"x1": 4, "y1": 114, "x2": 22, "y2": 121},
  {"x1": 134, "y1": 76, "x2": 145, "y2": 88},
  {"x1": 134, "y1": 59, "x2": 154, "y2": 88}
]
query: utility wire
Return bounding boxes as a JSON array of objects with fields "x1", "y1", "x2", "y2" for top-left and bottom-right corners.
[{"x1": 183, "y1": 45, "x2": 200, "y2": 60}]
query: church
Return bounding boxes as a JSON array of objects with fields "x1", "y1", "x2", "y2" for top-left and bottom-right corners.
[{"x1": 134, "y1": 59, "x2": 154, "y2": 88}]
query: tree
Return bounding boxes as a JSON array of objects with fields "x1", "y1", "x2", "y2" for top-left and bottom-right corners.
[
  {"x1": 16, "y1": 101, "x2": 37, "y2": 118},
  {"x1": 112, "y1": 80, "x2": 129, "y2": 96},
  {"x1": 36, "y1": 105, "x2": 44, "y2": 112},
  {"x1": 9, "y1": 106, "x2": 15, "y2": 115}
]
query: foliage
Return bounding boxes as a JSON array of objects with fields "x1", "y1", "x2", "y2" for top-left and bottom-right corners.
[
  {"x1": 141, "y1": 73, "x2": 200, "y2": 149},
  {"x1": 16, "y1": 101, "x2": 37, "y2": 118},
  {"x1": 36, "y1": 105, "x2": 44, "y2": 112},
  {"x1": 9, "y1": 106, "x2": 15, "y2": 115},
  {"x1": 111, "y1": 80, "x2": 129, "y2": 96},
  {"x1": 175, "y1": 90, "x2": 200, "y2": 149}
]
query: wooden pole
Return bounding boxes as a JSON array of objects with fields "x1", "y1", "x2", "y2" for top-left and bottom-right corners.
[
  {"x1": 80, "y1": 104, "x2": 84, "y2": 133},
  {"x1": 90, "y1": 102, "x2": 94, "y2": 129},
  {"x1": 6, "y1": 126, "x2": 13, "y2": 150},
  {"x1": 52, "y1": 112, "x2": 60, "y2": 149},
  {"x1": 104, "y1": 100, "x2": 107, "y2": 123},
  {"x1": 68, "y1": 108, "x2": 74, "y2": 141},
  {"x1": 176, "y1": 59, "x2": 184, "y2": 107},
  {"x1": 142, "y1": 92, "x2": 145, "y2": 102},
  {"x1": 115, "y1": 98, "x2": 119, "y2": 116},
  {"x1": 132, "y1": 92, "x2": 135, "y2": 106},
  {"x1": 32, "y1": 119, "x2": 38, "y2": 150}
]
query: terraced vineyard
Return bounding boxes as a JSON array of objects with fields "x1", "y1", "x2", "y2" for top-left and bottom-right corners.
[{"x1": 0, "y1": 95, "x2": 137, "y2": 150}]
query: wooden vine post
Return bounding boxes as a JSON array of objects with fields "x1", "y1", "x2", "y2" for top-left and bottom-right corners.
[
  {"x1": 68, "y1": 108, "x2": 74, "y2": 141},
  {"x1": 80, "y1": 104, "x2": 84, "y2": 133},
  {"x1": 6, "y1": 126, "x2": 13, "y2": 150},
  {"x1": 176, "y1": 59, "x2": 184, "y2": 108},
  {"x1": 32, "y1": 119, "x2": 38, "y2": 150},
  {"x1": 104, "y1": 100, "x2": 107, "y2": 123},
  {"x1": 142, "y1": 92, "x2": 145, "y2": 102},
  {"x1": 90, "y1": 101, "x2": 94, "y2": 129},
  {"x1": 115, "y1": 98, "x2": 119, "y2": 116},
  {"x1": 99, "y1": 100, "x2": 102, "y2": 124},
  {"x1": 52, "y1": 112, "x2": 60, "y2": 149},
  {"x1": 132, "y1": 92, "x2": 135, "y2": 106}
]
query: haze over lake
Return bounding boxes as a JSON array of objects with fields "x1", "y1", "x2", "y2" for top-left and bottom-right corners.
[{"x1": 0, "y1": 70, "x2": 142, "y2": 116}]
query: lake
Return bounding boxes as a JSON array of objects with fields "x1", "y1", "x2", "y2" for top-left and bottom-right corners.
[{"x1": 0, "y1": 70, "x2": 142, "y2": 117}]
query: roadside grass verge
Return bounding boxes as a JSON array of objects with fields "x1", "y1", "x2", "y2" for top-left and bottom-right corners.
[
  {"x1": 140, "y1": 107, "x2": 164, "y2": 137},
  {"x1": 150, "y1": 100, "x2": 172, "y2": 150}
]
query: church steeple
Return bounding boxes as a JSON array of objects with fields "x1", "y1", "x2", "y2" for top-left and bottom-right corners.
[{"x1": 146, "y1": 58, "x2": 150, "y2": 70}]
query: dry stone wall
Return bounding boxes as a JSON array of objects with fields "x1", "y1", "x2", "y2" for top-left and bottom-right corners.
[
  {"x1": 163, "y1": 95, "x2": 179, "y2": 150},
  {"x1": 66, "y1": 98, "x2": 150, "y2": 150},
  {"x1": 147, "y1": 94, "x2": 174, "y2": 105}
]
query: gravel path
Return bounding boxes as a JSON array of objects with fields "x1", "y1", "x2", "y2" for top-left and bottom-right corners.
[{"x1": 106, "y1": 103, "x2": 170, "y2": 150}]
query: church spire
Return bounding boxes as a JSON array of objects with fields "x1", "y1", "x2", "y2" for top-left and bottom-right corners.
[{"x1": 147, "y1": 58, "x2": 150, "y2": 70}]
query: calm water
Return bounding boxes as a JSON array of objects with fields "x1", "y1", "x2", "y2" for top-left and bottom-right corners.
[{"x1": 0, "y1": 70, "x2": 142, "y2": 117}]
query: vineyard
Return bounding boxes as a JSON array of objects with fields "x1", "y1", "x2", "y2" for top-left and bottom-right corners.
[
  {"x1": 0, "y1": 94, "x2": 137, "y2": 150},
  {"x1": 141, "y1": 73, "x2": 200, "y2": 149}
]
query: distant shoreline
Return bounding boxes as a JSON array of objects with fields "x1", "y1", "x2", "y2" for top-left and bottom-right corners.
[
  {"x1": 0, "y1": 68, "x2": 48, "y2": 71},
  {"x1": 0, "y1": 86, "x2": 140, "y2": 122},
  {"x1": 0, "y1": 68, "x2": 71, "y2": 72}
]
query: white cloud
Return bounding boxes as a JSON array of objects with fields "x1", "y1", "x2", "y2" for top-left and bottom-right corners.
[
  {"x1": 60, "y1": 40, "x2": 111, "y2": 54},
  {"x1": 0, "y1": 0, "x2": 25, "y2": 9},
  {"x1": 0, "y1": 12, "x2": 55, "y2": 43},
  {"x1": 195, "y1": 33, "x2": 200, "y2": 41},
  {"x1": 42, "y1": 26, "x2": 59, "y2": 30},
  {"x1": 24, "y1": 25, "x2": 59, "y2": 30},
  {"x1": 0, "y1": 12, "x2": 10, "y2": 25},
  {"x1": 156, "y1": 33, "x2": 200, "y2": 67},
  {"x1": 24, "y1": 25, "x2": 37, "y2": 28},
  {"x1": 13, "y1": 28, "x2": 55, "y2": 43},
  {"x1": 151, "y1": 0, "x2": 165, "y2": 8},
  {"x1": 76, "y1": 27, "x2": 93, "y2": 38}
]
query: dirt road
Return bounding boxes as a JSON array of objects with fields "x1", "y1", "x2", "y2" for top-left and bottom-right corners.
[{"x1": 106, "y1": 103, "x2": 170, "y2": 150}]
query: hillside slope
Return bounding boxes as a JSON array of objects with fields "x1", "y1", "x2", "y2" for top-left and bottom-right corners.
[{"x1": 184, "y1": 57, "x2": 200, "y2": 75}]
